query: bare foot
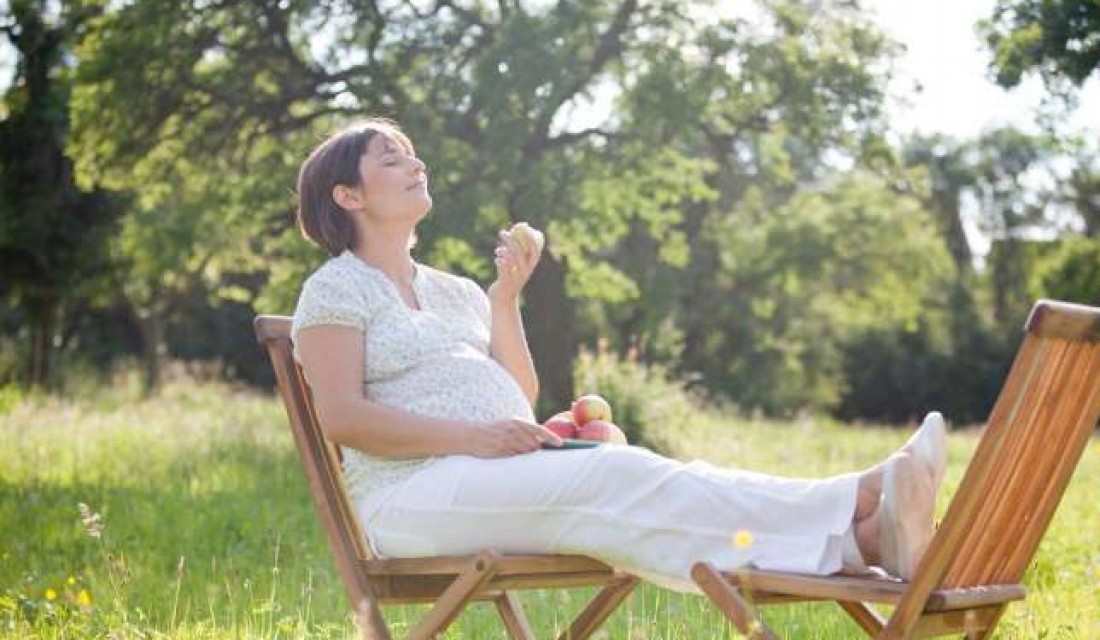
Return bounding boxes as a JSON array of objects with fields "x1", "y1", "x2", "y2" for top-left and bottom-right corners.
[{"x1": 877, "y1": 453, "x2": 935, "y2": 580}]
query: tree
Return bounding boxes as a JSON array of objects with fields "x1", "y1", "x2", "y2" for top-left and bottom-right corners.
[
  {"x1": 0, "y1": 0, "x2": 118, "y2": 387},
  {"x1": 907, "y1": 130, "x2": 1059, "y2": 326},
  {"x1": 69, "y1": 0, "x2": 964, "y2": 418},
  {"x1": 1061, "y1": 147, "x2": 1100, "y2": 237},
  {"x1": 979, "y1": 0, "x2": 1100, "y2": 93},
  {"x1": 902, "y1": 135, "x2": 977, "y2": 274},
  {"x1": 969, "y1": 128, "x2": 1055, "y2": 330},
  {"x1": 594, "y1": 1, "x2": 937, "y2": 414},
  {"x1": 68, "y1": 0, "x2": 706, "y2": 407}
]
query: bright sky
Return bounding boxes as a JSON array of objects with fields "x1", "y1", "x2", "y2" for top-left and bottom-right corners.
[{"x1": 864, "y1": 0, "x2": 1100, "y2": 139}]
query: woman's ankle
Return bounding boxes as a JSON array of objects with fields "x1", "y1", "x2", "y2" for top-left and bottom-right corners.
[
  {"x1": 854, "y1": 514, "x2": 881, "y2": 566},
  {"x1": 854, "y1": 467, "x2": 884, "y2": 522}
]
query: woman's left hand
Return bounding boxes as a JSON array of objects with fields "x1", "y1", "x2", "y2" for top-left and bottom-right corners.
[{"x1": 488, "y1": 228, "x2": 542, "y2": 304}]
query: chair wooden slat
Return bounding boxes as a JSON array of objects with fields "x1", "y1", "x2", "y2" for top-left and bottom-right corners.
[
  {"x1": 689, "y1": 299, "x2": 1100, "y2": 639},
  {"x1": 944, "y1": 337, "x2": 1100, "y2": 587},
  {"x1": 1025, "y1": 298, "x2": 1100, "y2": 341},
  {"x1": 692, "y1": 567, "x2": 1026, "y2": 610},
  {"x1": 364, "y1": 554, "x2": 615, "y2": 576},
  {"x1": 253, "y1": 314, "x2": 639, "y2": 640}
]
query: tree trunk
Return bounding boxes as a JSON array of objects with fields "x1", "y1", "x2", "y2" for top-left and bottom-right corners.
[
  {"x1": 27, "y1": 299, "x2": 57, "y2": 388},
  {"x1": 524, "y1": 253, "x2": 575, "y2": 416},
  {"x1": 990, "y1": 237, "x2": 1029, "y2": 331},
  {"x1": 933, "y1": 188, "x2": 973, "y2": 273},
  {"x1": 137, "y1": 312, "x2": 164, "y2": 396}
]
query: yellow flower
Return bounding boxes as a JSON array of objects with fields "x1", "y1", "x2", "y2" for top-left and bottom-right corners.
[
  {"x1": 77, "y1": 590, "x2": 92, "y2": 607},
  {"x1": 732, "y1": 529, "x2": 755, "y2": 549},
  {"x1": 67, "y1": 576, "x2": 77, "y2": 585},
  {"x1": 44, "y1": 588, "x2": 57, "y2": 601}
]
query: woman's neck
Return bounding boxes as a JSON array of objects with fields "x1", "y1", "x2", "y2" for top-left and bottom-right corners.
[{"x1": 352, "y1": 227, "x2": 417, "y2": 286}]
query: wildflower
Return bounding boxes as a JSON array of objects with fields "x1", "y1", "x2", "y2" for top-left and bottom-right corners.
[
  {"x1": 67, "y1": 576, "x2": 77, "y2": 586},
  {"x1": 732, "y1": 529, "x2": 755, "y2": 549},
  {"x1": 44, "y1": 588, "x2": 57, "y2": 601},
  {"x1": 78, "y1": 503, "x2": 104, "y2": 539},
  {"x1": 77, "y1": 590, "x2": 92, "y2": 607}
]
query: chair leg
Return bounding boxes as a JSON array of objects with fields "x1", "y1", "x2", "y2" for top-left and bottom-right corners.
[
  {"x1": 837, "y1": 601, "x2": 885, "y2": 637},
  {"x1": 495, "y1": 591, "x2": 537, "y2": 640},
  {"x1": 556, "y1": 576, "x2": 640, "y2": 640},
  {"x1": 404, "y1": 553, "x2": 497, "y2": 640},
  {"x1": 964, "y1": 605, "x2": 1007, "y2": 640},
  {"x1": 353, "y1": 595, "x2": 395, "y2": 640},
  {"x1": 691, "y1": 562, "x2": 781, "y2": 640}
]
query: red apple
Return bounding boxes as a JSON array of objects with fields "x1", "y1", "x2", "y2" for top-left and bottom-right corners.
[
  {"x1": 576, "y1": 419, "x2": 628, "y2": 445},
  {"x1": 543, "y1": 411, "x2": 578, "y2": 439},
  {"x1": 571, "y1": 394, "x2": 613, "y2": 425},
  {"x1": 606, "y1": 423, "x2": 628, "y2": 445}
]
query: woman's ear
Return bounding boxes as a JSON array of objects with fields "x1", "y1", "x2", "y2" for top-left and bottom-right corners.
[{"x1": 332, "y1": 184, "x2": 363, "y2": 212}]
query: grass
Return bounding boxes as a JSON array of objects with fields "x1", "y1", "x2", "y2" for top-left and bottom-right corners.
[{"x1": 1, "y1": 379, "x2": 1097, "y2": 639}]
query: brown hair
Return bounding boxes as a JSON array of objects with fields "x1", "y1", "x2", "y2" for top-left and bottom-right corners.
[{"x1": 295, "y1": 118, "x2": 416, "y2": 256}]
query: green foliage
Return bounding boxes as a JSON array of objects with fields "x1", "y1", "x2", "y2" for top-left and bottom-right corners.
[
  {"x1": 836, "y1": 294, "x2": 1014, "y2": 425},
  {"x1": 686, "y1": 172, "x2": 953, "y2": 415},
  {"x1": 0, "y1": 0, "x2": 122, "y2": 386},
  {"x1": 979, "y1": 0, "x2": 1100, "y2": 92},
  {"x1": 1035, "y1": 235, "x2": 1100, "y2": 304}
]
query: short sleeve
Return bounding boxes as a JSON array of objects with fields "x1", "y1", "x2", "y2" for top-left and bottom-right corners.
[
  {"x1": 462, "y1": 278, "x2": 492, "y2": 331},
  {"x1": 291, "y1": 267, "x2": 371, "y2": 360}
]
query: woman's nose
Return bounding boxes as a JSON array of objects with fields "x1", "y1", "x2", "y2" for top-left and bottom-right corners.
[{"x1": 410, "y1": 156, "x2": 426, "y2": 174}]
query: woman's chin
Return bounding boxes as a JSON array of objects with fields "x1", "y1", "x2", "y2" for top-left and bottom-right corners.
[{"x1": 412, "y1": 198, "x2": 433, "y2": 219}]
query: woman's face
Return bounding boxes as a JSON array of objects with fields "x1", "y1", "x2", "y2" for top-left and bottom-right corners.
[{"x1": 353, "y1": 131, "x2": 431, "y2": 223}]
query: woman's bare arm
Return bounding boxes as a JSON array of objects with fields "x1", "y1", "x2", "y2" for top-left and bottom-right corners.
[
  {"x1": 488, "y1": 296, "x2": 539, "y2": 404},
  {"x1": 486, "y1": 229, "x2": 542, "y2": 404},
  {"x1": 296, "y1": 324, "x2": 560, "y2": 457}
]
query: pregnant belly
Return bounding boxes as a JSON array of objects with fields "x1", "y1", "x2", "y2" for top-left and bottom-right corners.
[{"x1": 367, "y1": 352, "x2": 535, "y2": 423}]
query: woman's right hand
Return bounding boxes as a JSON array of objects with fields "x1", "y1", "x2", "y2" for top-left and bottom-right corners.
[{"x1": 461, "y1": 419, "x2": 564, "y2": 457}]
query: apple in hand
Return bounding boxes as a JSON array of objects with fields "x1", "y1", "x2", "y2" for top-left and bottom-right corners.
[
  {"x1": 509, "y1": 222, "x2": 545, "y2": 255},
  {"x1": 576, "y1": 419, "x2": 628, "y2": 445},
  {"x1": 571, "y1": 394, "x2": 612, "y2": 426},
  {"x1": 543, "y1": 411, "x2": 578, "y2": 439}
]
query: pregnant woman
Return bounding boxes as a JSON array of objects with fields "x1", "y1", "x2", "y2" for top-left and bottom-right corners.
[{"x1": 289, "y1": 118, "x2": 947, "y2": 592}]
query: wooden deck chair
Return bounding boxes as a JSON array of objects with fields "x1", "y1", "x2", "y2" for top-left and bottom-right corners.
[
  {"x1": 690, "y1": 299, "x2": 1100, "y2": 640},
  {"x1": 253, "y1": 315, "x2": 640, "y2": 640}
]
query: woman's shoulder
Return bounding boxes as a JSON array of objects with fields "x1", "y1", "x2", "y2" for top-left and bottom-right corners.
[
  {"x1": 299, "y1": 252, "x2": 379, "y2": 297},
  {"x1": 294, "y1": 253, "x2": 381, "y2": 315},
  {"x1": 292, "y1": 253, "x2": 381, "y2": 341}
]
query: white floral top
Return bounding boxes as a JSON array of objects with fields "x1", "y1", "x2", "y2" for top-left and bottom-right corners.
[{"x1": 290, "y1": 251, "x2": 535, "y2": 503}]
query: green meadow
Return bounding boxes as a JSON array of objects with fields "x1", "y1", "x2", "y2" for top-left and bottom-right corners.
[{"x1": 3, "y1": 381, "x2": 1097, "y2": 639}]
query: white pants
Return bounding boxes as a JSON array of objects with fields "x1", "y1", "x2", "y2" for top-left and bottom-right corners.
[{"x1": 357, "y1": 445, "x2": 859, "y2": 593}]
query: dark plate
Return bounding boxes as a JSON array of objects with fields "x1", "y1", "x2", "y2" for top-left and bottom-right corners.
[{"x1": 541, "y1": 438, "x2": 603, "y2": 450}]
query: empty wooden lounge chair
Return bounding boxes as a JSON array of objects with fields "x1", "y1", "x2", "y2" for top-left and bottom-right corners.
[{"x1": 690, "y1": 299, "x2": 1100, "y2": 639}]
